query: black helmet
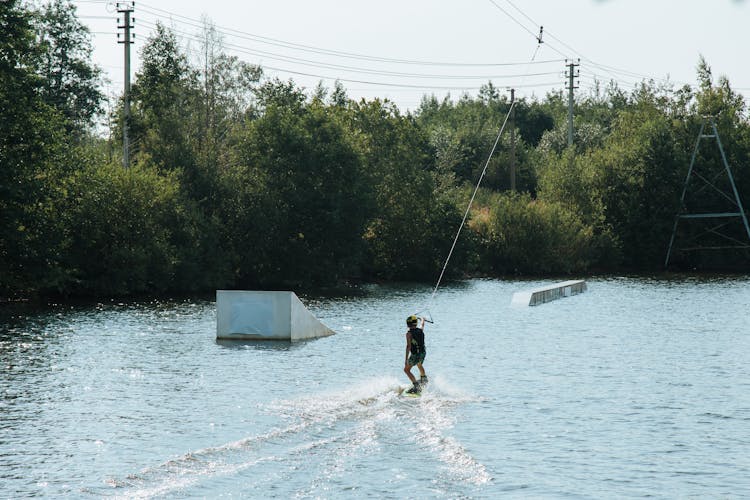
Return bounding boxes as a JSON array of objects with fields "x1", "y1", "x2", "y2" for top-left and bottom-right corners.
[{"x1": 406, "y1": 315, "x2": 419, "y2": 326}]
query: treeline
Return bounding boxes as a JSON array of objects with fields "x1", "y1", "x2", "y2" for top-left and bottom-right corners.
[{"x1": 2, "y1": 0, "x2": 749, "y2": 299}]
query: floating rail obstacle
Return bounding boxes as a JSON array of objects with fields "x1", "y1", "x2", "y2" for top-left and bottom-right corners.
[
  {"x1": 511, "y1": 280, "x2": 587, "y2": 307},
  {"x1": 216, "y1": 290, "x2": 335, "y2": 341}
]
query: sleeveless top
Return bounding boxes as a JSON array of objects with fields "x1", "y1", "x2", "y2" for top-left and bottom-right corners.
[{"x1": 408, "y1": 327, "x2": 425, "y2": 355}]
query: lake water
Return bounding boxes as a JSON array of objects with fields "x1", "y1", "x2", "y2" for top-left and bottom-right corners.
[{"x1": 1, "y1": 276, "x2": 749, "y2": 498}]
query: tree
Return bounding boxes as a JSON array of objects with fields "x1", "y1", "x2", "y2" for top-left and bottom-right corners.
[
  {"x1": 537, "y1": 121, "x2": 606, "y2": 156},
  {"x1": 253, "y1": 78, "x2": 307, "y2": 112},
  {"x1": 61, "y1": 162, "x2": 183, "y2": 296},
  {"x1": 416, "y1": 93, "x2": 511, "y2": 185},
  {"x1": 512, "y1": 98, "x2": 555, "y2": 147},
  {"x1": 595, "y1": 109, "x2": 686, "y2": 268},
  {"x1": 670, "y1": 58, "x2": 750, "y2": 269},
  {"x1": 34, "y1": 0, "x2": 103, "y2": 135},
  {"x1": 475, "y1": 192, "x2": 594, "y2": 275},
  {"x1": 478, "y1": 81, "x2": 500, "y2": 103},
  {"x1": 128, "y1": 22, "x2": 198, "y2": 174},
  {"x1": 540, "y1": 91, "x2": 688, "y2": 270},
  {"x1": 351, "y1": 99, "x2": 465, "y2": 280},
  {"x1": 194, "y1": 17, "x2": 261, "y2": 173},
  {"x1": 330, "y1": 80, "x2": 349, "y2": 107},
  {"x1": 0, "y1": 0, "x2": 75, "y2": 296},
  {"x1": 235, "y1": 85, "x2": 369, "y2": 286}
]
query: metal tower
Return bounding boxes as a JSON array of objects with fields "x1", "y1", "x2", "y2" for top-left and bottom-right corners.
[{"x1": 665, "y1": 116, "x2": 750, "y2": 267}]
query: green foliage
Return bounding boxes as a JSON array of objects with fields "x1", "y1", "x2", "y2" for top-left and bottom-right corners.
[
  {"x1": 0, "y1": 0, "x2": 76, "y2": 296},
  {"x1": 538, "y1": 121, "x2": 606, "y2": 156},
  {"x1": 417, "y1": 91, "x2": 550, "y2": 195},
  {"x1": 235, "y1": 94, "x2": 368, "y2": 286},
  {"x1": 471, "y1": 192, "x2": 594, "y2": 274},
  {"x1": 4, "y1": 3, "x2": 750, "y2": 301},
  {"x1": 253, "y1": 78, "x2": 307, "y2": 112},
  {"x1": 61, "y1": 162, "x2": 183, "y2": 296},
  {"x1": 33, "y1": 0, "x2": 103, "y2": 134},
  {"x1": 0, "y1": 107, "x2": 73, "y2": 296},
  {"x1": 417, "y1": 91, "x2": 509, "y2": 184},
  {"x1": 128, "y1": 22, "x2": 198, "y2": 175},
  {"x1": 595, "y1": 109, "x2": 687, "y2": 268},
  {"x1": 538, "y1": 107, "x2": 688, "y2": 269},
  {"x1": 535, "y1": 65, "x2": 750, "y2": 272},
  {"x1": 348, "y1": 100, "x2": 466, "y2": 281}
]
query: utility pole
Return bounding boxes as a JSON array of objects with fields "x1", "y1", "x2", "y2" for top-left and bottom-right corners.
[
  {"x1": 509, "y1": 88, "x2": 516, "y2": 191},
  {"x1": 566, "y1": 59, "x2": 579, "y2": 147},
  {"x1": 117, "y1": 2, "x2": 134, "y2": 168}
]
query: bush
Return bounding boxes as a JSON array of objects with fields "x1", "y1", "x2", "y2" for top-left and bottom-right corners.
[
  {"x1": 60, "y1": 161, "x2": 183, "y2": 296},
  {"x1": 473, "y1": 192, "x2": 594, "y2": 275}
]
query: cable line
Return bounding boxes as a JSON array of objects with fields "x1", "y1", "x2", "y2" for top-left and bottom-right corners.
[
  {"x1": 137, "y1": 19, "x2": 560, "y2": 81},
  {"x1": 417, "y1": 17, "x2": 548, "y2": 321},
  {"x1": 135, "y1": 18, "x2": 562, "y2": 92},
  {"x1": 137, "y1": 1, "x2": 563, "y2": 68},
  {"x1": 424, "y1": 101, "x2": 514, "y2": 313},
  {"x1": 486, "y1": 0, "x2": 569, "y2": 60},
  {"x1": 486, "y1": 0, "x2": 541, "y2": 42},
  {"x1": 491, "y1": 0, "x2": 686, "y2": 89}
]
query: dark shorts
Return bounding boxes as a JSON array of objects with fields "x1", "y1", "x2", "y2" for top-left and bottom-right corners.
[{"x1": 407, "y1": 351, "x2": 426, "y2": 366}]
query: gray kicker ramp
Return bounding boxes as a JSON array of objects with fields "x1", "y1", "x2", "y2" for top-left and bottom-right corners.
[{"x1": 216, "y1": 290, "x2": 335, "y2": 341}]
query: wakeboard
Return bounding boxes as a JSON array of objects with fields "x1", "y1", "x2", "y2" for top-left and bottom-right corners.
[
  {"x1": 397, "y1": 385, "x2": 421, "y2": 398},
  {"x1": 397, "y1": 379, "x2": 428, "y2": 398}
]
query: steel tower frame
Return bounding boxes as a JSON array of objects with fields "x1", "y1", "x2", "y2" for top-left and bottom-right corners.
[{"x1": 665, "y1": 116, "x2": 750, "y2": 267}]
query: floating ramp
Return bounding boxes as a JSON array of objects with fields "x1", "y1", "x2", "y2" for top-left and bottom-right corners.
[
  {"x1": 511, "y1": 280, "x2": 587, "y2": 307},
  {"x1": 216, "y1": 290, "x2": 335, "y2": 341}
]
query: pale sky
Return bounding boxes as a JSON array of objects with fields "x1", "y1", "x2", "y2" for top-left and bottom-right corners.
[{"x1": 73, "y1": 0, "x2": 749, "y2": 111}]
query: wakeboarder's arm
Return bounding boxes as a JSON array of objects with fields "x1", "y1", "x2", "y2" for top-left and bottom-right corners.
[{"x1": 404, "y1": 331, "x2": 412, "y2": 366}]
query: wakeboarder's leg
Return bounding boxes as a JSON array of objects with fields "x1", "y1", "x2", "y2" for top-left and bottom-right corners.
[
  {"x1": 417, "y1": 363, "x2": 428, "y2": 386},
  {"x1": 404, "y1": 365, "x2": 417, "y2": 385}
]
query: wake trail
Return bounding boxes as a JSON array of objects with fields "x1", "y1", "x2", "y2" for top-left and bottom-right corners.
[{"x1": 105, "y1": 375, "x2": 489, "y2": 498}]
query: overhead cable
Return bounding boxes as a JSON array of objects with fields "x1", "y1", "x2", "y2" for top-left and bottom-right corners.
[{"x1": 137, "y1": 1, "x2": 562, "y2": 68}]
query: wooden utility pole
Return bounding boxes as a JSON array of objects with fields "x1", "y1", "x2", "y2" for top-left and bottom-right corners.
[
  {"x1": 566, "y1": 59, "x2": 579, "y2": 147},
  {"x1": 509, "y1": 88, "x2": 516, "y2": 191},
  {"x1": 117, "y1": 2, "x2": 134, "y2": 168}
]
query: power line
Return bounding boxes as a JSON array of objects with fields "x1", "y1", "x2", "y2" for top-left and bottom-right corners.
[
  {"x1": 138, "y1": 18, "x2": 560, "y2": 81},
  {"x1": 75, "y1": 0, "x2": 573, "y2": 102},
  {"x1": 132, "y1": 16, "x2": 563, "y2": 94},
  {"x1": 489, "y1": 0, "x2": 687, "y2": 90},
  {"x1": 137, "y1": 1, "x2": 561, "y2": 68},
  {"x1": 258, "y1": 65, "x2": 563, "y2": 91},
  {"x1": 502, "y1": 0, "x2": 539, "y2": 28},
  {"x1": 99, "y1": 11, "x2": 666, "y2": 100},
  {"x1": 485, "y1": 0, "x2": 541, "y2": 42},
  {"x1": 485, "y1": 0, "x2": 570, "y2": 60},
  {"x1": 90, "y1": 0, "x2": 676, "y2": 103}
]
